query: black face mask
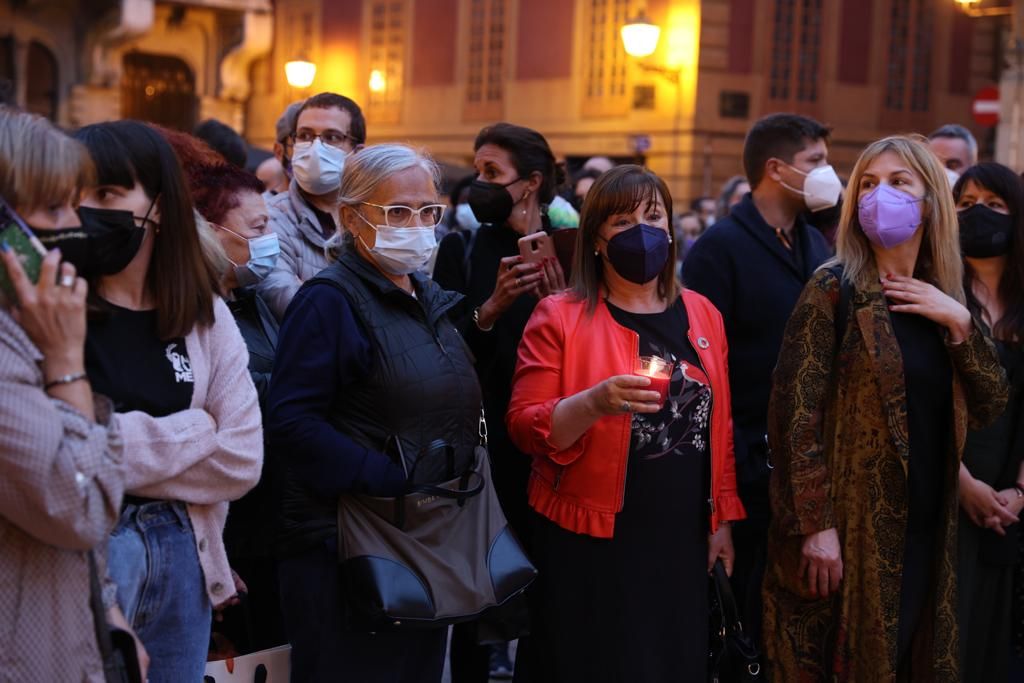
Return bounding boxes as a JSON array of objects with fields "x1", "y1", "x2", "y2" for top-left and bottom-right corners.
[
  {"x1": 35, "y1": 206, "x2": 148, "y2": 277},
  {"x1": 467, "y1": 178, "x2": 521, "y2": 225},
  {"x1": 804, "y1": 197, "x2": 843, "y2": 233},
  {"x1": 603, "y1": 224, "x2": 671, "y2": 285},
  {"x1": 958, "y1": 204, "x2": 1015, "y2": 258}
]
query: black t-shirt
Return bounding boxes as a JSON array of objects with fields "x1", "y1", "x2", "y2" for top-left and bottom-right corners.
[
  {"x1": 85, "y1": 301, "x2": 195, "y2": 417},
  {"x1": 605, "y1": 298, "x2": 710, "y2": 534}
]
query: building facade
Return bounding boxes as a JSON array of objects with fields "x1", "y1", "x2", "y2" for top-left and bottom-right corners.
[{"x1": 0, "y1": 0, "x2": 1008, "y2": 204}]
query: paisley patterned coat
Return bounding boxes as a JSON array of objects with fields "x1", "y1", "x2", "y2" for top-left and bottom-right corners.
[{"x1": 763, "y1": 266, "x2": 1008, "y2": 682}]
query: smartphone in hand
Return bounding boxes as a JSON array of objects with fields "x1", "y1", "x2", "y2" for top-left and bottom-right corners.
[
  {"x1": 518, "y1": 231, "x2": 556, "y2": 266},
  {"x1": 0, "y1": 198, "x2": 47, "y2": 306}
]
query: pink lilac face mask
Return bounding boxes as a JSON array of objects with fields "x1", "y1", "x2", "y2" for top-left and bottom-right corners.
[{"x1": 857, "y1": 183, "x2": 923, "y2": 249}]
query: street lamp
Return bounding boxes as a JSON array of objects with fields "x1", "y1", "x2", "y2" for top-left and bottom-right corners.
[
  {"x1": 369, "y1": 69, "x2": 387, "y2": 94},
  {"x1": 621, "y1": 11, "x2": 661, "y2": 58},
  {"x1": 620, "y1": 13, "x2": 683, "y2": 192},
  {"x1": 955, "y1": 0, "x2": 1013, "y2": 16},
  {"x1": 285, "y1": 59, "x2": 317, "y2": 89}
]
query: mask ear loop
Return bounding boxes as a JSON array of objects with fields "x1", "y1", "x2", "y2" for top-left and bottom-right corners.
[{"x1": 138, "y1": 197, "x2": 160, "y2": 234}]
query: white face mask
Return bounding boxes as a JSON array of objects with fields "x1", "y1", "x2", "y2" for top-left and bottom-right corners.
[
  {"x1": 944, "y1": 167, "x2": 961, "y2": 189},
  {"x1": 291, "y1": 139, "x2": 347, "y2": 195},
  {"x1": 454, "y1": 203, "x2": 481, "y2": 231},
  {"x1": 355, "y1": 213, "x2": 437, "y2": 275},
  {"x1": 781, "y1": 163, "x2": 843, "y2": 212},
  {"x1": 215, "y1": 224, "x2": 281, "y2": 287}
]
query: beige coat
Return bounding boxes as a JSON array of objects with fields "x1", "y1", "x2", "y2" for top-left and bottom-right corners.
[{"x1": 0, "y1": 309, "x2": 124, "y2": 682}]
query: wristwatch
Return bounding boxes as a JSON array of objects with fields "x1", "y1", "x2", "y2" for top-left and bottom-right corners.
[{"x1": 473, "y1": 306, "x2": 494, "y2": 332}]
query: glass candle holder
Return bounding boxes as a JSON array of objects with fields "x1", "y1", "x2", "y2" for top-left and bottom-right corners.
[{"x1": 636, "y1": 355, "x2": 672, "y2": 405}]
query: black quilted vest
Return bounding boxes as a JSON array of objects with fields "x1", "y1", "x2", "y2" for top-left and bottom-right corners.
[{"x1": 278, "y1": 251, "x2": 483, "y2": 551}]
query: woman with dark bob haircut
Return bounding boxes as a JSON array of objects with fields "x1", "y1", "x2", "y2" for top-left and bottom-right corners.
[
  {"x1": 951, "y1": 162, "x2": 1024, "y2": 681},
  {"x1": 73, "y1": 120, "x2": 263, "y2": 682},
  {"x1": 507, "y1": 164, "x2": 745, "y2": 682}
]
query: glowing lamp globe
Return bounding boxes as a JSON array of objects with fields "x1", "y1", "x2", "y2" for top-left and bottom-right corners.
[
  {"x1": 621, "y1": 14, "x2": 661, "y2": 58},
  {"x1": 369, "y1": 69, "x2": 387, "y2": 93},
  {"x1": 285, "y1": 60, "x2": 316, "y2": 89}
]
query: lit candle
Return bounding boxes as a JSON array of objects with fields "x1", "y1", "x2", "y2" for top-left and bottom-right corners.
[{"x1": 636, "y1": 355, "x2": 672, "y2": 405}]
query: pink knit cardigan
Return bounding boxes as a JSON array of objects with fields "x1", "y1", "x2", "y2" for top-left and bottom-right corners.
[{"x1": 115, "y1": 297, "x2": 263, "y2": 604}]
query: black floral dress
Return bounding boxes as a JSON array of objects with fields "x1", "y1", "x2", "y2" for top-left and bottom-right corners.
[{"x1": 533, "y1": 298, "x2": 712, "y2": 683}]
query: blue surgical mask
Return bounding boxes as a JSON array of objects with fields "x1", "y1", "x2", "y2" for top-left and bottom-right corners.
[
  {"x1": 215, "y1": 224, "x2": 281, "y2": 287},
  {"x1": 455, "y1": 202, "x2": 481, "y2": 232}
]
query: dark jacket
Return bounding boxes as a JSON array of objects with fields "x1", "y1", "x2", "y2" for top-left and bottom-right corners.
[
  {"x1": 267, "y1": 250, "x2": 482, "y2": 553},
  {"x1": 682, "y1": 194, "x2": 831, "y2": 481},
  {"x1": 227, "y1": 287, "x2": 278, "y2": 410},
  {"x1": 223, "y1": 287, "x2": 279, "y2": 558},
  {"x1": 433, "y1": 221, "x2": 548, "y2": 536}
]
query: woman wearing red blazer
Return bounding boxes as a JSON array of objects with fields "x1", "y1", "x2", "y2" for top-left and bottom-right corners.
[{"x1": 507, "y1": 165, "x2": 744, "y2": 682}]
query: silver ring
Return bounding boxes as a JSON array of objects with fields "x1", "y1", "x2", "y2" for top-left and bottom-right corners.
[
  {"x1": 516, "y1": 278, "x2": 522, "y2": 287},
  {"x1": 59, "y1": 274, "x2": 75, "y2": 288},
  {"x1": 621, "y1": 401, "x2": 631, "y2": 412}
]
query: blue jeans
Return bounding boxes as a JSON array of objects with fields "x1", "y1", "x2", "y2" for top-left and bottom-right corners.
[{"x1": 108, "y1": 501, "x2": 211, "y2": 683}]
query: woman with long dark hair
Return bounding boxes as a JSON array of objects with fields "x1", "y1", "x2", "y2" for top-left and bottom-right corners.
[
  {"x1": 432, "y1": 122, "x2": 567, "y2": 681},
  {"x1": 73, "y1": 121, "x2": 263, "y2": 682},
  {"x1": 951, "y1": 162, "x2": 1024, "y2": 681}
]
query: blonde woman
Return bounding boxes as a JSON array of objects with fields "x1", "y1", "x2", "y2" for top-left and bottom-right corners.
[{"x1": 763, "y1": 135, "x2": 1008, "y2": 681}]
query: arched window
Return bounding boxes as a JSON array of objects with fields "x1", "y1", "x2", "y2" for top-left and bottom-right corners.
[
  {"x1": 121, "y1": 53, "x2": 197, "y2": 131},
  {"x1": 0, "y1": 37, "x2": 14, "y2": 108},
  {"x1": 26, "y1": 41, "x2": 58, "y2": 120}
]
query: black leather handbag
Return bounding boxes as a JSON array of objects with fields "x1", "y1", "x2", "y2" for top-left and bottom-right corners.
[{"x1": 709, "y1": 559, "x2": 763, "y2": 683}]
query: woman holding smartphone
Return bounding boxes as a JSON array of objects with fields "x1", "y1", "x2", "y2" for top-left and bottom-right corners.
[
  {"x1": 432, "y1": 122, "x2": 566, "y2": 681},
  {"x1": 0, "y1": 107, "x2": 148, "y2": 681}
]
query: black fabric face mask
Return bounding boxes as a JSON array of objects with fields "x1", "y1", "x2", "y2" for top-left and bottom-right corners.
[
  {"x1": 958, "y1": 203, "x2": 1015, "y2": 258},
  {"x1": 467, "y1": 178, "x2": 521, "y2": 226},
  {"x1": 604, "y1": 223, "x2": 671, "y2": 285},
  {"x1": 35, "y1": 206, "x2": 147, "y2": 277},
  {"x1": 804, "y1": 197, "x2": 843, "y2": 233}
]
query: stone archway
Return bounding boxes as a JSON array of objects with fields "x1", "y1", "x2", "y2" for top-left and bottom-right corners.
[{"x1": 120, "y1": 52, "x2": 197, "y2": 130}]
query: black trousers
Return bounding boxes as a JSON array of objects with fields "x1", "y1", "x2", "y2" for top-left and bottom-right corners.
[
  {"x1": 731, "y1": 476, "x2": 771, "y2": 652},
  {"x1": 277, "y1": 538, "x2": 447, "y2": 683}
]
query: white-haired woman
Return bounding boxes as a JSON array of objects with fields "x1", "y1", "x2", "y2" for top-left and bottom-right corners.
[
  {"x1": 267, "y1": 144, "x2": 483, "y2": 682},
  {"x1": 763, "y1": 135, "x2": 1008, "y2": 681}
]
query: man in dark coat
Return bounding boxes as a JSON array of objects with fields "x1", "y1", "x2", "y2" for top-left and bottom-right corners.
[{"x1": 682, "y1": 113, "x2": 836, "y2": 649}]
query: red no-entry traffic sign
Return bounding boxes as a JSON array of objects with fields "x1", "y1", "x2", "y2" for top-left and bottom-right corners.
[{"x1": 973, "y1": 86, "x2": 1000, "y2": 127}]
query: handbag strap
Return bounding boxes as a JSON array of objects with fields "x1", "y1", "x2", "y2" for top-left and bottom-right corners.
[
  {"x1": 711, "y1": 558, "x2": 744, "y2": 635},
  {"x1": 407, "y1": 470, "x2": 485, "y2": 500}
]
